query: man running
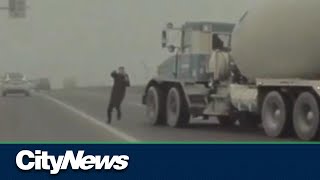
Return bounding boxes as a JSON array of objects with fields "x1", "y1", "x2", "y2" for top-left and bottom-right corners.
[{"x1": 107, "y1": 66, "x2": 130, "y2": 124}]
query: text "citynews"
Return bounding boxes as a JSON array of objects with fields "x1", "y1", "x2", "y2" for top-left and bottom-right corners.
[{"x1": 16, "y1": 150, "x2": 129, "y2": 175}]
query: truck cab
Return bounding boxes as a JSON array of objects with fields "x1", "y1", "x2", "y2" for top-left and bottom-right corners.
[
  {"x1": 142, "y1": 22, "x2": 238, "y2": 127},
  {"x1": 157, "y1": 22, "x2": 234, "y2": 83}
]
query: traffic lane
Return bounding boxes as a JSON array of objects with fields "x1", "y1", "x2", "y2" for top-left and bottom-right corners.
[
  {"x1": 48, "y1": 89, "x2": 295, "y2": 142},
  {"x1": 0, "y1": 93, "x2": 125, "y2": 142}
]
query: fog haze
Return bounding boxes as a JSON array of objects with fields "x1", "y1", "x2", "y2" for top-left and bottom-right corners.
[{"x1": 0, "y1": 0, "x2": 251, "y2": 88}]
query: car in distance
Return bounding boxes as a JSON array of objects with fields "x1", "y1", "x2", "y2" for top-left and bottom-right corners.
[
  {"x1": 35, "y1": 78, "x2": 51, "y2": 91},
  {"x1": 1, "y1": 73, "x2": 32, "y2": 97}
]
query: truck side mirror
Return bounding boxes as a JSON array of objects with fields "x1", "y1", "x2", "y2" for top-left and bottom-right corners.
[
  {"x1": 166, "y1": 22, "x2": 174, "y2": 30},
  {"x1": 161, "y1": 30, "x2": 167, "y2": 48}
]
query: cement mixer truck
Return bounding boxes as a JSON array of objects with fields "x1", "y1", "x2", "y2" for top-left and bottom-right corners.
[{"x1": 142, "y1": 0, "x2": 320, "y2": 141}]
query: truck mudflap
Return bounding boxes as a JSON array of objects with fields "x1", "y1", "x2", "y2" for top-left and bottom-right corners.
[{"x1": 229, "y1": 84, "x2": 258, "y2": 113}]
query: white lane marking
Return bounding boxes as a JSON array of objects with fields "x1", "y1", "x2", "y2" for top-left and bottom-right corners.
[{"x1": 38, "y1": 93, "x2": 139, "y2": 142}]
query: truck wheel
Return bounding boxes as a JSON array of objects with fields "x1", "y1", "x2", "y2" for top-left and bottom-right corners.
[
  {"x1": 166, "y1": 87, "x2": 190, "y2": 128},
  {"x1": 262, "y1": 91, "x2": 292, "y2": 138},
  {"x1": 146, "y1": 86, "x2": 166, "y2": 125},
  {"x1": 218, "y1": 116, "x2": 236, "y2": 127},
  {"x1": 293, "y1": 92, "x2": 320, "y2": 141}
]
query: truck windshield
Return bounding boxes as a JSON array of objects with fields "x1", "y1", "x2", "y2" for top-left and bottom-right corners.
[
  {"x1": 212, "y1": 33, "x2": 231, "y2": 49},
  {"x1": 8, "y1": 73, "x2": 24, "y2": 80}
]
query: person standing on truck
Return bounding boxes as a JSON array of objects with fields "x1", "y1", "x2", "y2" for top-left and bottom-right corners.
[
  {"x1": 107, "y1": 66, "x2": 130, "y2": 124},
  {"x1": 209, "y1": 33, "x2": 225, "y2": 93}
]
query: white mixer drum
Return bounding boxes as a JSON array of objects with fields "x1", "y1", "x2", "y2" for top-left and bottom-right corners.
[{"x1": 231, "y1": 0, "x2": 320, "y2": 80}]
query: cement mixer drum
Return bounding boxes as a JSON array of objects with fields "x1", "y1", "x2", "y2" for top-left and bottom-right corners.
[{"x1": 231, "y1": 0, "x2": 320, "y2": 80}]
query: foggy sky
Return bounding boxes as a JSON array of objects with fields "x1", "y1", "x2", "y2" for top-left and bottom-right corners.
[{"x1": 0, "y1": 0, "x2": 251, "y2": 88}]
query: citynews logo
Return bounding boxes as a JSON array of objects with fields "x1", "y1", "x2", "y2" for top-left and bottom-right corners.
[{"x1": 16, "y1": 150, "x2": 129, "y2": 175}]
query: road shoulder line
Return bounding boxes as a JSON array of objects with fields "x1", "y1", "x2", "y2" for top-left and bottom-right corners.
[{"x1": 38, "y1": 93, "x2": 139, "y2": 142}]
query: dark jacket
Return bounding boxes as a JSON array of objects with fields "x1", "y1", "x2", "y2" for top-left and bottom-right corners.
[{"x1": 109, "y1": 71, "x2": 130, "y2": 105}]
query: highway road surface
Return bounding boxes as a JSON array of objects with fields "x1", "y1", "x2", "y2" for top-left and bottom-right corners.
[{"x1": 0, "y1": 87, "x2": 296, "y2": 142}]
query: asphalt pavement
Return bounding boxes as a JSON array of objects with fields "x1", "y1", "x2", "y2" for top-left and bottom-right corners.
[
  {"x1": 0, "y1": 87, "x2": 297, "y2": 142},
  {"x1": 0, "y1": 91, "x2": 126, "y2": 142}
]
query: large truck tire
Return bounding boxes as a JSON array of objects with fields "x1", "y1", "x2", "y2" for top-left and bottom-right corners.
[
  {"x1": 293, "y1": 92, "x2": 320, "y2": 141},
  {"x1": 166, "y1": 87, "x2": 190, "y2": 128},
  {"x1": 145, "y1": 86, "x2": 166, "y2": 125},
  {"x1": 262, "y1": 91, "x2": 292, "y2": 138}
]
